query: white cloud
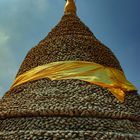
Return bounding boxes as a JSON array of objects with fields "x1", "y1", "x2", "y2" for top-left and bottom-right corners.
[
  {"x1": 0, "y1": 86, "x2": 3, "y2": 93},
  {"x1": 0, "y1": 31, "x2": 15, "y2": 74},
  {"x1": 0, "y1": 30, "x2": 15, "y2": 65},
  {"x1": 0, "y1": 30, "x2": 17, "y2": 96},
  {"x1": 33, "y1": 0, "x2": 49, "y2": 13},
  {"x1": 0, "y1": 32, "x2": 10, "y2": 45},
  {"x1": 0, "y1": 85, "x2": 5, "y2": 98},
  {"x1": 0, "y1": 46, "x2": 16, "y2": 79}
]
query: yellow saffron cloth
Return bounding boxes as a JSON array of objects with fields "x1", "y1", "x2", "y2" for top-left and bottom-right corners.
[{"x1": 10, "y1": 61, "x2": 137, "y2": 102}]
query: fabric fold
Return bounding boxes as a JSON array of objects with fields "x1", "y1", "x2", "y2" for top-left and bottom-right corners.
[{"x1": 10, "y1": 61, "x2": 137, "y2": 102}]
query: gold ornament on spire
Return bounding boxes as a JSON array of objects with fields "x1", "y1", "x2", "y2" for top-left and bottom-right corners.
[{"x1": 64, "y1": 0, "x2": 77, "y2": 15}]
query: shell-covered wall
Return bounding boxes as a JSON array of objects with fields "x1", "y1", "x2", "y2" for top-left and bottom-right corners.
[
  {"x1": 0, "y1": 9, "x2": 140, "y2": 140},
  {"x1": 17, "y1": 15, "x2": 122, "y2": 77}
]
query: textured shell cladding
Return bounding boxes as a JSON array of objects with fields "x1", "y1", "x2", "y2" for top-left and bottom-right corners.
[
  {"x1": 0, "y1": 0, "x2": 140, "y2": 139},
  {"x1": 16, "y1": 14, "x2": 122, "y2": 77}
]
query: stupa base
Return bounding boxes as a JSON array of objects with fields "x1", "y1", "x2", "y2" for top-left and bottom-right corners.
[
  {"x1": 0, "y1": 116, "x2": 140, "y2": 140},
  {"x1": 0, "y1": 130, "x2": 139, "y2": 140}
]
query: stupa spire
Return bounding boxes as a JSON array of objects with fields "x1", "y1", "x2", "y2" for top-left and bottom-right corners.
[{"x1": 64, "y1": 0, "x2": 77, "y2": 15}]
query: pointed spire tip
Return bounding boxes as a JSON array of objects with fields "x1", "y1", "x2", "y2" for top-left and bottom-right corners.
[{"x1": 64, "y1": 0, "x2": 77, "y2": 15}]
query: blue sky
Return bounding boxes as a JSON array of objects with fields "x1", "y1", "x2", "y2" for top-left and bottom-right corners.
[{"x1": 0, "y1": 0, "x2": 140, "y2": 97}]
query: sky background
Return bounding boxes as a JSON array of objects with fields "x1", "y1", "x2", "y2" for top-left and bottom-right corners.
[{"x1": 0, "y1": 0, "x2": 140, "y2": 97}]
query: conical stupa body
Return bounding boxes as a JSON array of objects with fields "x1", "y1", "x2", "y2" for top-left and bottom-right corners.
[{"x1": 0, "y1": 1, "x2": 140, "y2": 140}]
